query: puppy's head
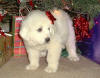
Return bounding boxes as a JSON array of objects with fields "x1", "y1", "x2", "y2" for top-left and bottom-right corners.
[
  {"x1": 20, "y1": 10, "x2": 56, "y2": 45},
  {"x1": 32, "y1": 23, "x2": 55, "y2": 45}
]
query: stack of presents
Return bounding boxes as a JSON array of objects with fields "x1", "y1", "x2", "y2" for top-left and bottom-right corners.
[{"x1": 0, "y1": 16, "x2": 26, "y2": 67}]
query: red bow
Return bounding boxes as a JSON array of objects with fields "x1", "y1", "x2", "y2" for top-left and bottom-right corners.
[{"x1": 45, "y1": 11, "x2": 56, "y2": 24}]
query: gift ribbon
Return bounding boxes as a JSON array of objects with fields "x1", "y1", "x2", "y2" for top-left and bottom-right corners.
[{"x1": 45, "y1": 11, "x2": 56, "y2": 24}]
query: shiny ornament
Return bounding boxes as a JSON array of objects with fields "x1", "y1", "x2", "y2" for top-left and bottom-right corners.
[{"x1": 73, "y1": 15, "x2": 90, "y2": 41}]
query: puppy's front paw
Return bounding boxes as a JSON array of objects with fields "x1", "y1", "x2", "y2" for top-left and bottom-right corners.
[
  {"x1": 68, "y1": 55, "x2": 79, "y2": 61},
  {"x1": 26, "y1": 64, "x2": 39, "y2": 70},
  {"x1": 44, "y1": 66, "x2": 57, "y2": 73}
]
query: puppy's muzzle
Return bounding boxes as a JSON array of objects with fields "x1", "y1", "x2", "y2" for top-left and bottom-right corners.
[{"x1": 45, "y1": 37, "x2": 50, "y2": 43}]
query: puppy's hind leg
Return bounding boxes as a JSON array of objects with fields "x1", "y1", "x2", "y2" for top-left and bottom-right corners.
[{"x1": 66, "y1": 34, "x2": 79, "y2": 61}]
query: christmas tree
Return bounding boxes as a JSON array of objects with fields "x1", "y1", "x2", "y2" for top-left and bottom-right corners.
[
  {"x1": 72, "y1": 0, "x2": 100, "y2": 18},
  {"x1": 0, "y1": 0, "x2": 100, "y2": 18},
  {"x1": 33, "y1": 0, "x2": 100, "y2": 18}
]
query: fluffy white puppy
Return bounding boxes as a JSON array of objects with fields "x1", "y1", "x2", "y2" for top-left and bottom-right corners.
[{"x1": 19, "y1": 9, "x2": 79, "y2": 73}]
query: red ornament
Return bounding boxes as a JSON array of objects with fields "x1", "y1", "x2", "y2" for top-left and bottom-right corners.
[
  {"x1": 17, "y1": 0, "x2": 20, "y2": 4},
  {"x1": 0, "y1": 14, "x2": 4, "y2": 22},
  {"x1": 73, "y1": 15, "x2": 90, "y2": 41},
  {"x1": 0, "y1": 27, "x2": 6, "y2": 37},
  {"x1": 29, "y1": 0, "x2": 34, "y2": 9}
]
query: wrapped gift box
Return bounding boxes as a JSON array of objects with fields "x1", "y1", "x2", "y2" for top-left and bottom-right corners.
[
  {"x1": 77, "y1": 14, "x2": 100, "y2": 64},
  {"x1": 12, "y1": 16, "x2": 26, "y2": 57},
  {"x1": 0, "y1": 35, "x2": 13, "y2": 67}
]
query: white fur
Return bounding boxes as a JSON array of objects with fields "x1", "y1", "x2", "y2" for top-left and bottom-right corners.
[{"x1": 19, "y1": 9, "x2": 79, "y2": 73}]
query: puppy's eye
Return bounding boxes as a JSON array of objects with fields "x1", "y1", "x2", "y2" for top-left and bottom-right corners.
[
  {"x1": 37, "y1": 27, "x2": 42, "y2": 32},
  {"x1": 48, "y1": 27, "x2": 50, "y2": 30}
]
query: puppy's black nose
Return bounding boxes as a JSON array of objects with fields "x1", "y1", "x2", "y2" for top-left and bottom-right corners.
[{"x1": 45, "y1": 37, "x2": 50, "y2": 43}]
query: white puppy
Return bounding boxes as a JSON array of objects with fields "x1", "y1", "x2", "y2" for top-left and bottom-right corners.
[{"x1": 19, "y1": 9, "x2": 79, "y2": 73}]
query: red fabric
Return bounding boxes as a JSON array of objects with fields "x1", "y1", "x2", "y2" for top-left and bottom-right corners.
[{"x1": 45, "y1": 11, "x2": 56, "y2": 24}]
